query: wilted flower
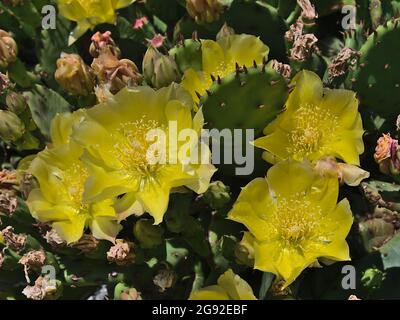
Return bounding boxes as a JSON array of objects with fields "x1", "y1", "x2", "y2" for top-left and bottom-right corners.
[
  {"x1": 55, "y1": 53, "x2": 95, "y2": 96},
  {"x1": 328, "y1": 48, "x2": 359, "y2": 78},
  {"x1": 27, "y1": 111, "x2": 122, "y2": 244},
  {"x1": 314, "y1": 157, "x2": 370, "y2": 187},
  {"x1": 270, "y1": 59, "x2": 292, "y2": 79},
  {"x1": 153, "y1": 267, "x2": 177, "y2": 292},
  {"x1": 147, "y1": 34, "x2": 166, "y2": 48},
  {"x1": 72, "y1": 84, "x2": 216, "y2": 224},
  {"x1": 186, "y1": 0, "x2": 224, "y2": 24},
  {"x1": 107, "y1": 239, "x2": 135, "y2": 266},
  {"x1": 92, "y1": 48, "x2": 143, "y2": 94},
  {"x1": 1, "y1": 226, "x2": 27, "y2": 252},
  {"x1": 57, "y1": 0, "x2": 137, "y2": 44},
  {"x1": 228, "y1": 160, "x2": 354, "y2": 287},
  {"x1": 71, "y1": 234, "x2": 99, "y2": 253},
  {"x1": 189, "y1": 269, "x2": 257, "y2": 300},
  {"x1": 0, "y1": 29, "x2": 18, "y2": 68},
  {"x1": 182, "y1": 34, "x2": 269, "y2": 104},
  {"x1": 254, "y1": 70, "x2": 365, "y2": 166},
  {"x1": 235, "y1": 232, "x2": 255, "y2": 266},
  {"x1": 133, "y1": 16, "x2": 149, "y2": 30},
  {"x1": 89, "y1": 31, "x2": 120, "y2": 58},
  {"x1": 22, "y1": 276, "x2": 61, "y2": 300},
  {"x1": 374, "y1": 134, "x2": 400, "y2": 175}
]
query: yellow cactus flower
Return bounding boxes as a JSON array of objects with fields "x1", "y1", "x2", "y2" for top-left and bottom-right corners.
[
  {"x1": 189, "y1": 269, "x2": 257, "y2": 300},
  {"x1": 72, "y1": 84, "x2": 216, "y2": 224},
  {"x1": 27, "y1": 111, "x2": 122, "y2": 244},
  {"x1": 228, "y1": 160, "x2": 354, "y2": 287},
  {"x1": 181, "y1": 34, "x2": 269, "y2": 105},
  {"x1": 57, "y1": 0, "x2": 136, "y2": 45},
  {"x1": 254, "y1": 70, "x2": 364, "y2": 165}
]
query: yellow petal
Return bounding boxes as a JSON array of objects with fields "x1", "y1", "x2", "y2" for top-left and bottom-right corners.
[
  {"x1": 286, "y1": 70, "x2": 323, "y2": 110},
  {"x1": 201, "y1": 39, "x2": 226, "y2": 76},
  {"x1": 189, "y1": 285, "x2": 230, "y2": 300},
  {"x1": 228, "y1": 178, "x2": 276, "y2": 241},
  {"x1": 115, "y1": 0, "x2": 136, "y2": 9},
  {"x1": 218, "y1": 34, "x2": 269, "y2": 71},
  {"x1": 253, "y1": 129, "x2": 290, "y2": 163},
  {"x1": 181, "y1": 69, "x2": 210, "y2": 105},
  {"x1": 135, "y1": 181, "x2": 170, "y2": 224},
  {"x1": 52, "y1": 216, "x2": 86, "y2": 244},
  {"x1": 89, "y1": 216, "x2": 122, "y2": 243},
  {"x1": 217, "y1": 269, "x2": 257, "y2": 300}
]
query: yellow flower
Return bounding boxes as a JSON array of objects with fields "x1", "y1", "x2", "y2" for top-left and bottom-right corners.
[
  {"x1": 27, "y1": 111, "x2": 122, "y2": 244},
  {"x1": 254, "y1": 70, "x2": 364, "y2": 165},
  {"x1": 189, "y1": 269, "x2": 257, "y2": 300},
  {"x1": 57, "y1": 0, "x2": 136, "y2": 45},
  {"x1": 72, "y1": 84, "x2": 216, "y2": 224},
  {"x1": 181, "y1": 34, "x2": 269, "y2": 105},
  {"x1": 228, "y1": 160, "x2": 353, "y2": 287}
]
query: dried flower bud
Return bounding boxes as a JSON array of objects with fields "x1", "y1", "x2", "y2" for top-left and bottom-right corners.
[
  {"x1": 71, "y1": 234, "x2": 99, "y2": 253},
  {"x1": 55, "y1": 53, "x2": 95, "y2": 96},
  {"x1": 5, "y1": 91, "x2": 27, "y2": 115},
  {"x1": 0, "y1": 169, "x2": 18, "y2": 187},
  {"x1": 89, "y1": 31, "x2": 120, "y2": 58},
  {"x1": 0, "y1": 190, "x2": 18, "y2": 216},
  {"x1": 348, "y1": 295, "x2": 361, "y2": 300},
  {"x1": 22, "y1": 276, "x2": 61, "y2": 300},
  {"x1": 0, "y1": 29, "x2": 18, "y2": 68},
  {"x1": 0, "y1": 110, "x2": 25, "y2": 143},
  {"x1": 107, "y1": 239, "x2": 135, "y2": 266},
  {"x1": 297, "y1": 0, "x2": 317, "y2": 20},
  {"x1": 186, "y1": 0, "x2": 224, "y2": 24},
  {"x1": 92, "y1": 49, "x2": 142, "y2": 94},
  {"x1": 270, "y1": 60, "x2": 292, "y2": 79},
  {"x1": 44, "y1": 229, "x2": 66, "y2": 249},
  {"x1": 0, "y1": 252, "x2": 4, "y2": 269},
  {"x1": 1, "y1": 226, "x2": 26, "y2": 251},
  {"x1": 153, "y1": 267, "x2": 177, "y2": 292},
  {"x1": 290, "y1": 33, "x2": 319, "y2": 61},
  {"x1": 285, "y1": 19, "x2": 304, "y2": 43},
  {"x1": 19, "y1": 250, "x2": 46, "y2": 282},
  {"x1": 328, "y1": 48, "x2": 359, "y2": 78}
]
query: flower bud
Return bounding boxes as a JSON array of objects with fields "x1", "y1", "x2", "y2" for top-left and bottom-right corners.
[
  {"x1": 152, "y1": 55, "x2": 181, "y2": 89},
  {"x1": 1, "y1": 226, "x2": 26, "y2": 252},
  {"x1": 216, "y1": 23, "x2": 235, "y2": 41},
  {"x1": 55, "y1": 53, "x2": 95, "y2": 96},
  {"x1": 92, "y1": 49, "x2": 142, "y2": 94},
  {"x1": 0, "y1": 110, "x2": 25, "y2": 143},
  {"x1": 120, "y1": 288, "x2": 143, "y2": 300},
  {"x1": 0, "y1": 29, "x2": 18, "y2": 69},
  {"x1": 204, "y1": 181, "x2": 231, "y2": 210},
  {"x1": 186, "y1": 0, "x2": 224, "y2": 24},
  {"x1": 6, "y1": 91, "x2": 27, "y2": 115},
  {"x1": 133, "y1": 219, "x2": 164, "y2": 249},
  {"x1": 142, "y1": 46, "x2": 161, "y2": 84}
]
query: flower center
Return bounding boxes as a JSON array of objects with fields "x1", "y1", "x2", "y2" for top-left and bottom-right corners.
[
  {"x1": 272, "y1": 194, "x2": 323, "y2": 247},
  {"x1": 62, "y1": 161, "x2": 89, "y2": 209},
  {"x1": 287, "y1": 103, "x2": 338, "y2": 159},
  {"x1": 111, "y1": 117, "x2": 165, "y2": 178}
]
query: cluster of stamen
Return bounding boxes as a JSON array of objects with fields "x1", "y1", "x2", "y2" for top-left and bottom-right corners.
[{"x1": 287, "y1": 103, "x2": 339, "y2": 159}]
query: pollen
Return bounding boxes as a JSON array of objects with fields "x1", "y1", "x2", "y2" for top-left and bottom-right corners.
[
  {"x1": 61, "y1": 161, "x2": 89, "y2": 206},
  {"x1": 287, "y1": 103, "x2": 339, "y2": 159},
  {"x1": 111, "y1": 116, "x2": 165, "y2": 178},
  {"x1": 269, "y1": 193, "x2": 327, "y2": 248}
]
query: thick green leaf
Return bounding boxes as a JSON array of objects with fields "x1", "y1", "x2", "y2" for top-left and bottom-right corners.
[{"x1": 380, "y1": 233, "x2": 400, "y2": 270}]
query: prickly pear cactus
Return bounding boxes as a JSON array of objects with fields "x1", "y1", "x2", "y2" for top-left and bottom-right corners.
[{"x1": 1, "y1": 0, "x2": 400, "y2": 303}]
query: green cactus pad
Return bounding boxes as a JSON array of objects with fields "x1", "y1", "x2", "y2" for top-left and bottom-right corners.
[
  {"x1": 201, "y1": 64, "x2": 289, "y2": 177},
  {"x1": 169, "y1": 39, "x2": 203, "y2": 73},
  {"x1": 352, "y1": 19, "x2": 400, "y2": 121}
]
